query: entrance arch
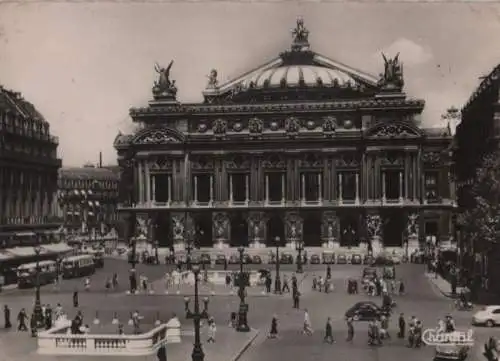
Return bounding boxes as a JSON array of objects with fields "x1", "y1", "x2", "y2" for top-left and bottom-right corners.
[
  {"x1": 267, "y1": 214, "x2": 285, "y2": 245},
  {"x1": 230, "y1": 213, "x2": 248, "y2": 247},
  {"x1": 303, "y1": 213, "x2": 322, "y2": 246},
  {"x1": 339, "y1": 213, "x2": 359, "y2": 247},
  {"x1": 381, "y1": 210, "x2": 405, "y2": 247},
  {"x1": 156, "y1": 213, "x2": 171, "y2": 248},
  {"x1": 194, "y1": 213, "x2": 213, "y2": 248}
]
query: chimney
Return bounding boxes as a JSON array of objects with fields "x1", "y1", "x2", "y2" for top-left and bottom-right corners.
[{"x1": 99, "y1": 152, "x2": 102, "y2": 168}]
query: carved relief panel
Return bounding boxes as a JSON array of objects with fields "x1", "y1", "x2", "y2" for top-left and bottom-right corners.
[
  {"x1": 321, "y1": 211, "x2": 338, "y2": 241},
  {"x1": 285, "y1": 212, "x2": 303, "y2": 241},
  {"x1": 262, "y1": 154, "x2": 286, "y2": 169},
  {"x1": 407, "y1": 213, "x2": 419, "y2": 239},
  {"x1": 191, "y1": 156, "x2": 215, "y2": 171},
  {"x1": 421, "y1": 151, "x2": 443, "y2": 168},
  {"x1": 248, "y1": 212, "x2": 266, "y2": 242},
  {"x1": 212, "y1": 212, "x2": 230, "y2": 241},
  {"x1": 224, "y1": 155, "x2": 250, "y2": 170},
  {"x1": 171, "y1": 212, "x2": 194, "y2": 243},
  {"x1": 149, "y1": 155, "x2": 173, "y2": 172},
  {"x1": 334, "y1": 153, "x2": 359, "y2": 168},
  {"x1": 380, "y1": 151, "x2": 405, "y2": 167},
  {"x1": 299, "y1": 153, "x2": 323, "y2": 169},
  {"x1": 366, "y1": 213, "x2": 382, "y2": 240}
]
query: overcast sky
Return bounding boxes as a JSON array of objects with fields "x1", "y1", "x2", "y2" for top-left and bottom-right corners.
[{"x1": 1, "y1": 2, "x2": 499, "y2": 166}]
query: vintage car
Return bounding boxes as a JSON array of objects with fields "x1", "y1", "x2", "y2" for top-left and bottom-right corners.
[
  {"x1": 252, "y1": 255, "x2": 262, "y2": 264},
  {"x1": 214, "y1": 254, "x2": 226, "y2": 265},
  {"x1": 228, "y1": 254, "x2": 239, "y2": 264},
  {"x1": 337, "y1": 254, "x2": 348, "y2": 265},
  {"x1": 434, "y1": 338, "x2": 470, "y2": 360},
  {"x1": 199, "y1": 253, "x2": 211, "y2": 265},
  {"x1": 351, "y1": 254, "x2": 362, "y2": 265},
  {"x1": 310, "y1": 254, "x2": 321, "y2": 264},
  {"x1": 322, "y1": 252, "x2": 336, "y2": 264},
  {"x1": 280, "y1": 253, "x2": 294, "y2": 264},
  {"x1": 345, "y1": 301, "x2": 390, "y2": 321},
  {"x1": 373, "y1": 255, "x2": 395, "y2": 266}
]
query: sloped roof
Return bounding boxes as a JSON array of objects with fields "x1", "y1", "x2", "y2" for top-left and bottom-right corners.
[{"x1": 59, "y1": 167, "x2": 119, "y2": 181}]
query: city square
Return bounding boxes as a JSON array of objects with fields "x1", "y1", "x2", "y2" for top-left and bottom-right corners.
[{"x1": 3, "y1": 3, "x2": 500, "y2": 361}]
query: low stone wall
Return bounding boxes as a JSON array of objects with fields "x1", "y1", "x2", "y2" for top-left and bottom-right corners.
[{"x1": 37, "y1": 319, "x2": 181, "y2": 356}]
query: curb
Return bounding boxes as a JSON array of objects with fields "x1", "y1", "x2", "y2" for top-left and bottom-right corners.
[
  {"x1": 425, "y1": 273, "x2": 455, "y2": 299},
  {"x1": 230, "y1": 329, "x2": 260, "y2": 361}
]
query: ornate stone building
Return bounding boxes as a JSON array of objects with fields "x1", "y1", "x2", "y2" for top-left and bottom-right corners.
[
  {"x1": 0, "y1": 86, "x2": 62, "y2": 246},
  {"x1": 57, "y1": 164, "x2": 120, "y2": 241},
  {"x1": 114, "y1": 19, "x2": 455, "y2": 254}
]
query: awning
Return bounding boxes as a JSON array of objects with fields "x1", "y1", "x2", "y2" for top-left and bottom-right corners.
[
  {"x1": 42, "y1": 243, "x2": 73, "y2": 254},
  {"x1": 7, "y1": 246, "x2": 48, "y2": 257},
  {"x1": 0, "y1": 250, "x2": 16, "y2": 261}
]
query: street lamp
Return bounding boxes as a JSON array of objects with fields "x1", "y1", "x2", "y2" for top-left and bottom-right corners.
[
  {"x1": 154, "y1": 241, "x2": 159, "y2": 265},
  {"x1": 274, "y1": 236, "x2": 281, "y2": 294},
  {"x1": 191, "y1": 265, "x2": 205, "y2": 361},
  {"x1": 128, "y1": 215, "x2": 137, "y2": 294},
  {"x1": 236, "y1": 246, "x2": 250, "y2": 332},
  {"x1": 296, "y1": 241, "x2": 304, "y2": 274},
  {"x1": 33, "y1": 236, "x2": 44, "y2": 328},
  {"x1": 186, "y1": 241, "x2": 193, "y2": 271}
]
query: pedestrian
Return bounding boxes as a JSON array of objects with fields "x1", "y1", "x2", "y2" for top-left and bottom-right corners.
[
  {"x1": 142, "y1": 276, "x2": 148, "y2": 292},
  {"x1": 324, "y1": 279, "x2": 330, "y2": 294},
  {"x1": 380, "y1": 315, "x2": 390, "y2": 339},
  {"x1": 45, "y1": 305, "x2": 53, "y2": 330},
  {"x1": 445, "y1": 315, "x2": 455, "y2": 332},
  {"x1": 318, "y1": 276, "x2": 324, "y2": 292},
  {"x1": 105, "y1": 278, "x2": 112, "y2": 291},
  {"x1": 223, "y1": 258, "x2": 228, "y2": 271},
  {"x1": 397, "y1": 313, "x2": 405, "y2": 338},
  {"x1": 225, "y1": 274, "x2": 231, "y2": 288},
  {"x1": 437, "y1": 318, "x2": 445, "y2": 333},
  {"x1": 414, "y1": 321, "x2": 423, "y2": 348},
  {"x1": 17, "y1": 308, "x2": 28, "y2": 331},
  {"x1": 265, "y1": 274, "x2": 272, "y2": 294},
  {"x1": 4, "y1": 305, "x2": 11, "y2": 329},
  {"x1": 73, "y1": 290, "x2": 79, "y2": 307},
  {"x1": 30, "y1": 313, "x2": 37, "y2": 337},
  {"x1": 84, "y1": 277, "x2": 91, "y2": 291},
  {"x1": 399, "y1": 279, "x2": 405, "y2": 295},
  {"x1": 118, "y1": 323, "x2": 124, "y2": 335},
  {"x1": 292, "y1": 273, "x2": 298, "y2": 291},
  {"x1": 112, "y1": 273, "x2": 118, "y2": 289},
  {"x1": 346, "y1": 317, "x2": 354, "y2": 342},
  {"x1": 326, "y1": 265, "x2": 331, "y2": 280},
  {"x1": 312, "y1": 276, "x2": 317, "y2": 291},
  {"x1": 303, "y1": 309, "x2": 313, "y2": 336},
  {"x1": 293, "y1": 291, "x2": 301, "y2": 309},
  {"x1": 207, "y1": 318, "x2": 216, "y2": 343},
  {"x1": 268, "y1": 314, "x2": 278, "y2": 338},
  {"x1": 324, "y1": 317, "x2": 334, "y2": 343},
  {"x1": 282, "y1": 275, "x2": 290, "y2": 293}
]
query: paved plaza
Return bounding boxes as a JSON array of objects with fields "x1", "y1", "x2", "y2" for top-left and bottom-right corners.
[{"x1": 1, "y1": 258, "x2": 499, "y2": 361}]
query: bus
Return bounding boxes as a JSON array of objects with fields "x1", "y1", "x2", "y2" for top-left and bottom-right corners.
[
  {"x1": 62, "y1": 255, "x2": 96, "y2": 279},
  {"x1": 17, "y1": 260, "x2": 57, "y2": 289}
]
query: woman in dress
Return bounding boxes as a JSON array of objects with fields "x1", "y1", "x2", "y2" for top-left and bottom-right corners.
[{"x1": 268, "y1": 314, "x2": 278, "y2": 338}]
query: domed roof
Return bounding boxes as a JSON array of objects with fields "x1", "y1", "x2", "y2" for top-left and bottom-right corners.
[{"x1": 241, "y1": 65, "x2": 356, "y2": 89}]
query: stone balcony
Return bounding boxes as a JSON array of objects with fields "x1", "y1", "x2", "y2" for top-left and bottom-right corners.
[{"x1": 37, "y1": 319, "x2": 181, "y2": 356}]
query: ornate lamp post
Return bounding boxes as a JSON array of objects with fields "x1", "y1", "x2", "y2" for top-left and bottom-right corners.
[
  {"x1": 274, "y1": 236, "x2": 281, "y2": 294},
  {"x1": 296, "y1": 240, "x2": 304, "y2": 274},
  {"x1": 128, "y1": 214, "x2": 137, "y2": 294},
  {"x1": 154, "y1": 240, "x2": 159, "y2": 265},
  {"x1": 186, "y1": 241, "x2": 193, "y2": 271},
  {"x1": 33, "y1": 236, "x2": 44, "y2": 328},
  {"x1": 191, "y1": 265, "x2": 205, "y2": 361},
  {"x1": 236, "y1": 246, "x2": 250, "y2": 332}
]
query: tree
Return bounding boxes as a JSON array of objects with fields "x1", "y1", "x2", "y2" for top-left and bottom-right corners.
[{"x1": 458, "y1": 149, "x2": 500, "y2": 252}]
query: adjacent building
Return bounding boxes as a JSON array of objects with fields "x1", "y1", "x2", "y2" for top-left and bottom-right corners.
[
  {"x1": 114, "y1": 19, "x2": 455, "y2": 254},
  {"x1": 454, "y1": 63, "x2": 500, "y2": 300},
  {"x1": 57, "y1": 164, "x2": 120, "y2": 244},
  {"x1": 0, "y1": 85, "x2": 62, "y2": 247}
]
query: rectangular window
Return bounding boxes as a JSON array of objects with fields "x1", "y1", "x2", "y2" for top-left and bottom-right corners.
[
  {"x1": 424, "y1": 171, "x2": 439, "y2": 202},
  {"x1": 301, "y1": 172, "x2": 322, "y2": 201},
  {"x1": 229, "y1": 173, "x2": 247, "y2": 203},
  {"x1": 154, "y1": 174, "x2": 171, "y2": 203},
  {"x1": 193, "y1": 174, "x2": 212, "y2": 203},
  {"x1": 338, "y1": 172, "x2": 357, "y2": 201},
  {"x1": 267, "y1": 173, "x2": 284, "y2": 202}
]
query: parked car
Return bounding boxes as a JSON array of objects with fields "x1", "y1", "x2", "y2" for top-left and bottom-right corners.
[
  {"x1": 280, "y1": 253, "x2": 293, "y2": 264},
  {"x1": 322, "y1": 252, "x2": 335, "y2": 264},
  {"x1": 228, "y1": 254, "x2": 239, "y2": 264},
  {"x1": 373, "y1": 255, "x2": 394, "y2": 266},
  {"x1": 362, "y1": 267, "x2": 378, "y2": 282},
  {"x1": 200, "y1": 253, "x2": 211, "y2": 265},
  {"x1": 351, "y1": 254, "x2": 362, "y2": 265},
  {"x1": 363, "y1": 255, "x2": 374, "y2": 265},
  {"x1": 434, "y1": 337, "x2": 470, "y2": 360},
  {"x1": 243, "y1": 254, "x2": 252, "y2": 264},
  {"x1": 215, "y1": 254, "x2": 226, "y2": 265},
  {"x1": 252, "y1": 255, "x2": 262, "y2": 264},
  {"x1": 345, "y1": 301, "x2": 390, "y2": 321},
  {"x1": 337, "y1": 254, "x2": 348, "y2": 265},
  {"x1": 310, "y1": 254, "x2": 321, "y2": 264},
  {"x1": 472, "y1": 305, "x2": 500, "y2": 327}
]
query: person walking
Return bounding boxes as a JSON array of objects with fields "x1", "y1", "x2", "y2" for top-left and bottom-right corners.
[
  {"x1": 398, "y1": 313, "x2": 406, "y2": 338},
  {"x1": 207, "y1": 317, "x2": 216, "y2": 343},
  {"x1": 282, "y1": 275, "x2": 290, "y2": 293},
  {"x1": 303, "y1": 309, "x2": 313, "y2": 336},
  {"x1": 324, "y1": 317, "x2": 334, "y2": 344},
  {"x1": 45, "y1": 305, "x2": 53, "y2": 330},
  {"x1": 30, "y1": 313, "x2": 37, "y2": 337},
  {"x1": 326, "y1": 265, "x2": 331, "y2": 280},
  {"x1": 346, "y1": 317, "x2": 354, "y2": 342},
  {"x1": 84, "y1": 277, "x2": 91, "y2": 291},
  {"x1": 268, "y1": 315, "x2": 278, "y2": 338},
  {"x1": 17, "y1": 308, "x2": 28, "y2": 331},
  {"x1": 265, "y1": 274, "x2": 272, "y2": 294},
  {"x1": 4, "y1": 305, "x2": 11, "y2": 329},
  {"x1": 73, "y1": 290, "x2": 79, "y2": 307},
  {"x1": 293, "y1": 290, "x2": 300, "y2": 309}
]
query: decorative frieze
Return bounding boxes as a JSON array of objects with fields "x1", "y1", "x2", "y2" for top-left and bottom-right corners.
[
  {"x1": 248, "y1": 117, "x2": 264, "y2": 137},
  {"x1": 149, "y1": 155, "x2": 173, "y2": 171},
  {"x1": 285, "y1": 116, "x2": 300, "y2": 138},
  {"x1": 212, "y1": 118, "x2": 227, "y2": 138},
  {"x1": 334, "y1": 153, "x2": 359, "y2": 168},
  {"x1": 322, "y1": 116, "x2": 337, "y2": 138},
  {"x1": 191, "y1": 157, "x2": 214, "y2": 170},
  {"x1": 421, "y1": 151, "x2": 443, "y2": 167},
  {"x1": 224, "y1": 156, "x2": 250, "y2": 170},
  {"x1": 262, "y1": 155, "x2": 286, "y2": 169}
]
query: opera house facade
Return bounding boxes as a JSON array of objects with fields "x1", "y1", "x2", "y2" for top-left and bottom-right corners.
[{"x1": 114, "y1": 20, "x2": 455, "y2": 255}]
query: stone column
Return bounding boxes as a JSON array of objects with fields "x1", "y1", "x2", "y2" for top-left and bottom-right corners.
[
  {"x1": 212, "y1": 212, "x2": 230, "y2": 249},
  {"x1": 145, "y1": 162, "x2": 151, "y2": 204},
  {"x1": 362, "y1": 153, "x2": 367, "y2": 202},
  {"x1": 321, "y1": 211, "x2": 339, "y2": 249},
  {"x1": 138, "y1": 160, "x2": 144, "y2": 204},
  {"x1": 318, "y1": 173, "x2": 322, "y2": 202},
  {"x1": 194, "y1": 175, "x2": 198, "y2": 203},
  {"x1": 265, "y1": 174, "x2": 269, "y2": 203},
  {"x1": 167, "y1": 176, "x2": 172, "y2": 202},
  {"x1": 210, "y1": 175, "x2": 214, "y2": 204},
  {"x1": 399, "y1": 171, "x2": 403, "y2": 203},
  {"x1": 355, "y1": 173, "x2": 360, "y2": 204},
  {"x1": 229, "y1": 174, "x2": 233, "y2": 203},
  {"x1": 331, "y1": 157, "x2": 337, "y2": 200},
  {"x1": 285, "y1": 212, "x2": 302, "y2": 249},
  {"x1": 374, "y1": 156, "x2": 381, "y2": 200},
  {"x1": 338, "y1": 173, "x2": 343, "y2": 203},
  {"x1": 248, "y1": 212, "x2": 266, "y2": 248},
  {"x1": 382, "y1": 172, "x2": 386, "y2": 203},
  {"x1": 281, "y1": 173, "x2": 285, "y2": 204},
  {"x1": 366, "y1": 212, "x2": 383, "y2": 255},
  {"x1": 301, "y1": 174, "x2": 306, "y2": 202},
  {"x1": 412, "y1": 154, "x2": 417, "y2": 202}
]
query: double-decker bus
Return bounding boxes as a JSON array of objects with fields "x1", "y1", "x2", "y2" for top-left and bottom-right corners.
[
  {"x1": 62, "y1": 255, "x2": 96, "y2": 279},
  {"x1": 17, "y1": 260, "x2": 57, "y2": 289}
]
